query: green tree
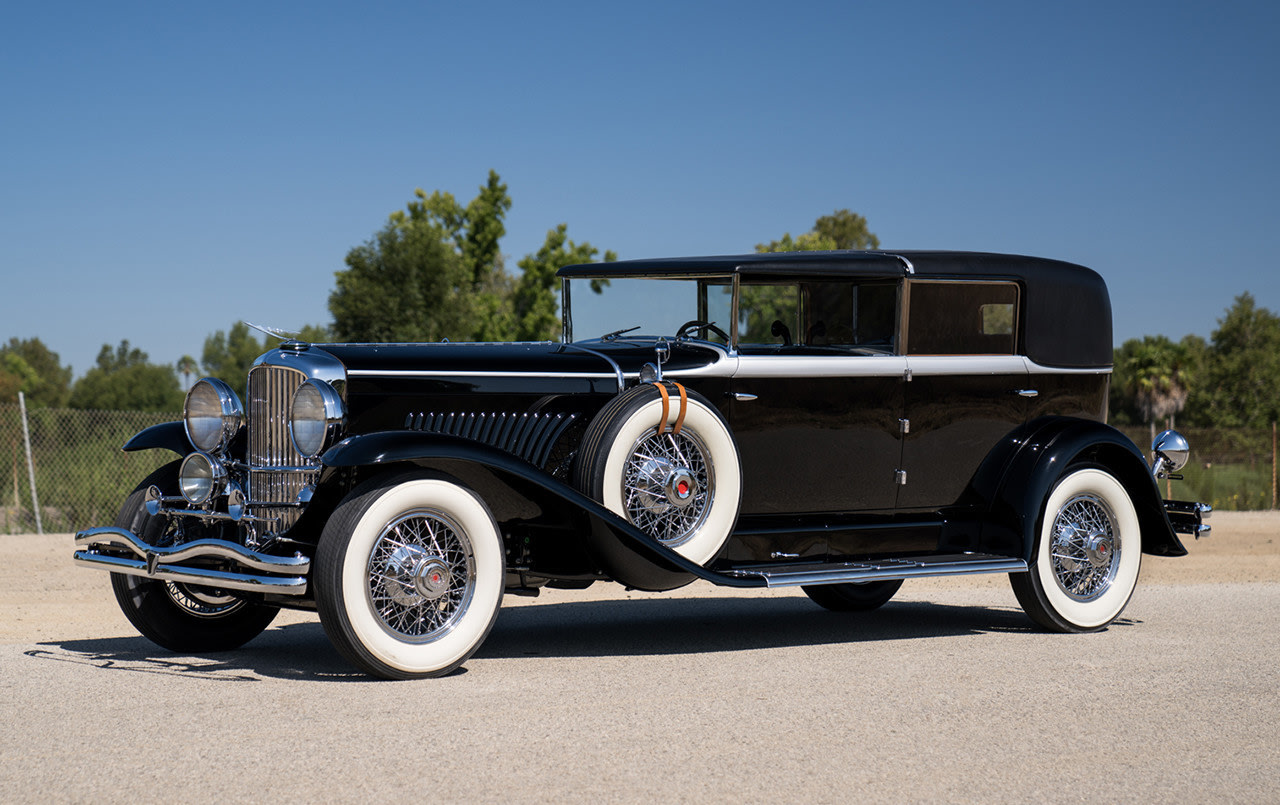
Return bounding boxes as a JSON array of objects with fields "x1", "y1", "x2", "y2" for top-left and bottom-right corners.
[
  {"x1": 1196, "y1": 293, "x2": 1280, "y2": 428},
  {"x1": 0, "y1": 352, "x2": 40, "y2": 404},
  {"x1": 1111, "y1": 335, "x2": 1196, "y2": 428},
  {"x1": 0, "y1": 337, "x2": 72, "y2": 407},
  {"x1": 68, "y1": 341, "x2": 183, "y2": 412},
  {"x1": 756, "y1": 208, "x2": 880, "y2": 253},
  {"x1": 513, "y1": 224, "x2": 617, "y2": 341},
  {"x1": 330, "y1": 172, "x2": 615, "y2": 343},
  {"x1": 201, "y1": 323, "x2": 268, "y2": 400}
]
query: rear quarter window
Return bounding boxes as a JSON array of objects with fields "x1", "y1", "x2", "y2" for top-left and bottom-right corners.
[{"x1": 906, "y1": 281, "x2": 1019, "y2": 355}]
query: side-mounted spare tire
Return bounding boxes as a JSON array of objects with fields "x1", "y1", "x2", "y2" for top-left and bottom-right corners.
[{"x1": 574, "y1": 383, "x2": 742, "y2": 579}]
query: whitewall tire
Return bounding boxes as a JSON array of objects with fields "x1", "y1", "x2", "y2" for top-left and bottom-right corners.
[
  {"x1": 1011, "y1": 467, "x2": 1142, "y2": 632},
  {"x1": 315, "y1": 474, "x2": 504, "y2": 679},
  {"x1": 575, "y1": 384, "x2": 741, "y2": 566}
]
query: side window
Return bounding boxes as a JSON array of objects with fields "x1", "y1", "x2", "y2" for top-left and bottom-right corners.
[
  {"x1": 907, "y1": 281, "x2": 1019, "y2": 355},
  {"x1": 737, "y1": 283, "x2": 800, "y2": 347},
  {"x1": 803, "y1": 281, "x2": 897, "y2": 351},
  {"x1": 737, "y1": 280, "x2": 898, "y2": 353}
]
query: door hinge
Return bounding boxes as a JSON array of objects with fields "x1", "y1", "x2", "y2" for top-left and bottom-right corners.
[
  {"x1": 899, "y1": 418, "x2": 910, "y2": 435},
  {"x1": 895, "y1": 470, "x2": 907, "y2": 485},
  {"x1": 904, "y1": 368, "x2": 913, "y2": 382}
]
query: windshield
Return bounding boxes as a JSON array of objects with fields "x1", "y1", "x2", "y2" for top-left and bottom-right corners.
[{"x1": 566, "y1": 277, "x2": 732, "y2": 343}]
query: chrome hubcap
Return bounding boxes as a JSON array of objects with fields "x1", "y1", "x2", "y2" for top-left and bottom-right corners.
[
  {"x1": 1050, "y1": 494, "x2": 1119, "y2": 601},
  {"x1": 622, "y1": 428, "x2": 713, "y2": 547},
  {"x1": 367, "y1": 510, "x2": 475, "y2": 642}
]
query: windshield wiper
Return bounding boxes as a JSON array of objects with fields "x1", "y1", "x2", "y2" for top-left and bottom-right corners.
[{"x1": 600, "y1": 325, "x2": 641, "y2": 341}]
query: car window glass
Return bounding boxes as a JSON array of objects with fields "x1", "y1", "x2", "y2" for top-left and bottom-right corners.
[
  {"x1": 907, "y1": 281, "x2": 1019, "y2": 355},
  {"x1": 737, "y1": 283, "x2": 799, "y2": 347}
]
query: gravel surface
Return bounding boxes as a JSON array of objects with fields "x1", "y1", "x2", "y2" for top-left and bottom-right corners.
[{"x1": 1, "y1": 512, "x2": 1276, "y2": 802}]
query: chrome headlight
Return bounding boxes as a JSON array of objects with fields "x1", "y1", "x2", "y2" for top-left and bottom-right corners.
[
  {"x1": 184, "y1": 378, "x2": 244, "y2": 453},
  {"x1": 179, "y1": 451, "x2": 227, "y2": 505},
  {"x1": 289, "y1": 379, "x2": 345, "y2": 458}
]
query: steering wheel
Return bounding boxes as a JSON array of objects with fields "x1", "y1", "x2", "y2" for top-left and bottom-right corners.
[{"x1": 676, "y1": 319, "x2": 730, "y2": 342}]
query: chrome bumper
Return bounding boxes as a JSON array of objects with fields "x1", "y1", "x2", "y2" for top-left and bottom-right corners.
[
  {"x1": 73, "y1": 526, "x2": 311, "y2": 595},
  {"x1": 1165, "y1": 499, "x2": 1212, "y2": 538}
]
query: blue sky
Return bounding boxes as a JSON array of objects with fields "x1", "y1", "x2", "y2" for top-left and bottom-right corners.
[{"x1": 2, "y1": 1, "x2": 1277, "y2": 378}]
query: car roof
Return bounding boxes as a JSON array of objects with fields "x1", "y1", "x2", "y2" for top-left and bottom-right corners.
[
  {"x1": 559, "y1": 251, "x2": 1113, "y2": 369},
  {"x1": 557, "y1": 250, "x2": 1097, "y2": 282}
]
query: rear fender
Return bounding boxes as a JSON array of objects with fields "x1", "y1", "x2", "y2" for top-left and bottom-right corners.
[
  {"x1": 320, "y1": 431, "x2": 761, "y2": 591},
  {"x1": 976, "y1": 417, "x2": 1187, "y2": 561}
]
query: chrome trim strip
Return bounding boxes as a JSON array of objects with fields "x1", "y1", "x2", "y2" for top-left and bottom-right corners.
[
  {"x1": 732, "y1": 355, "x2": 908, "y2": 379},
  {"x1": 75, "y1": 527, "x2": 311, "y2": 574},
  {"x1": 1024, "y1": 359, "x2": 1111, "y2": 375},
  {"x1": 905, "y1": 355, "x2": 1029, "y2": 376},
  {"x1": 726, "y1": 556, "x2": 1028, "y2": 588},
  {"x1": 557, "y1": 343, "x2": 625, "y2": 390}
]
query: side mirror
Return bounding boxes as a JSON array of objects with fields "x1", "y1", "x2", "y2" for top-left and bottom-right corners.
[{"x1": 1151, "y1": 429, "x2": 1191, "y2": 479}]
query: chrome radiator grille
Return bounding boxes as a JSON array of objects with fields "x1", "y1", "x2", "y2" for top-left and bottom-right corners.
[{"x1": 247, "y1": 364, "x2": 317, "y2": 531}]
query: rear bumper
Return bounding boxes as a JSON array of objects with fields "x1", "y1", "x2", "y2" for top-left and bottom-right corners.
[
  {"x1": 72, "y1": 527, "x2": 311, "y2": 596},
  {"x1": 1165, "y1": 499, "x2": 1212, "y2": 538}
]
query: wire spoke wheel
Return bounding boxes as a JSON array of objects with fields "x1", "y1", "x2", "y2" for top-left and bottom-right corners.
[
  {"x1": 621, "y1": 428, "x2": 714, "y2": 548},
  {"x1": 366, "y1": 510, "x2": 476, "y2": 642},
  {"x1": 1010, "y1": 466, "x2": 1141, "y2": 633},
  {"x1": 1049, "y1": 494, "x2": 1119, "y2": 602}
]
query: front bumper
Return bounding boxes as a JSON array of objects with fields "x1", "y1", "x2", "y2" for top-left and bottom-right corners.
[
  {"x1": 73, "y1": 527, "x2": 311, "y2": 596},
  {"x1": 1164, "y1": 499, "x2": 1212, "y2": 538}
]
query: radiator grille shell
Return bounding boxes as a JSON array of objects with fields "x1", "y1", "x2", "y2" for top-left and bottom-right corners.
[{"x1": 247, "y1": 363, "x2": 318, "y2": 531}]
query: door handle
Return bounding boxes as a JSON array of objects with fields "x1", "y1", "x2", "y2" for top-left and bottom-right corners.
[
  {"x1": 731, "y1": 392, "x2": 758, "y2": 401},
  {"x1": 1014, "y1": 389, "x2": 1039, "y2": 398}
]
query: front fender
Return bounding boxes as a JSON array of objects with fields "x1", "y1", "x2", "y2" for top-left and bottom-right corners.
[
  {"x1": 321, "y1": 431, "x2": 763, "y2": 591},
  {"x1": 979, "y1": 417, "x2": 1186, "y2": 560},
  {"x1": 122, "y1": 421, "x2": 191, "y2": 455}
]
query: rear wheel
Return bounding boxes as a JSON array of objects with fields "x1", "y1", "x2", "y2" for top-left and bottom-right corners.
[
  {"x1": 802, "y1": 580, "x2": 903, "y2": 612},
  {"x1": 1011, "y1": 466, "x2": 1141, "y2": 632},
  {"x1": 110, "y1": 462, "x2": 279, "y2": 652}
]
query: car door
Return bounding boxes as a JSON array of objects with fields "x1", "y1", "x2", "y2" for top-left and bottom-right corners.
[
  {"x1": 728, "y1": 279, "x2": 906, "y2": 525},
  {"x1": 897, "y1": 279, "x2": 1030, "y2": 511}
]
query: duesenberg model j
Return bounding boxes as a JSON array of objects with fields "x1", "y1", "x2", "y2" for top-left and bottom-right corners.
[{"x1": 73, "y1": 251, "x2": 1209, "y2": 678}]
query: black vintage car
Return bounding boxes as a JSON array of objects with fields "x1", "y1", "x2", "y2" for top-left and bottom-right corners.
[{"x1": 73, "y1": 251, "x2": 1209, "y2": 678}]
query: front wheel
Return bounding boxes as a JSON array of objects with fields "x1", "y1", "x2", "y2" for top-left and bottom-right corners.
[
  {"x1": 314, "y1": 473, "x2": 505, "y2": 679},
  {"x1": 110, "y1": 463, "x2": 279, "y2": 652},
  {"x1": 1010, "y1": 466, "x2": 1142, "y2": 632}
]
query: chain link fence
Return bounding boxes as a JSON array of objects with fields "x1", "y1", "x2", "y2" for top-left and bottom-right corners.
[
  {"x1": 1, "y1": 404, "x2": 1276, "y2": 535},
  {"x1": 0, "y1": 403, "x2": 177, "y2": 534}
]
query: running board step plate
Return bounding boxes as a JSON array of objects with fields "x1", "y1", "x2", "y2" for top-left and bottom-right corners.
[{"x1": 720, "y1": 553, "x2": 1028, "y2": 588}]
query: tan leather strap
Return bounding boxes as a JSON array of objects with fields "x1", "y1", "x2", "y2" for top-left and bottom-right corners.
[
  {"x1": 652, "y1": 382, "x2": 670, "y2": 439},
  {"x1": 671, "y1": 382, "x2": 688, "y2": 437}
]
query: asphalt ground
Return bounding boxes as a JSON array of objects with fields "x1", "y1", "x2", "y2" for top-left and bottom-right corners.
[{"x1": 1, "y1": 513, "x2": 1276, "y2": 803}]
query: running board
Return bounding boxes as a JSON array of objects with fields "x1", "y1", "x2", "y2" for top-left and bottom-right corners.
[{"x1": 719, "y1": 553, "x2": 1028, "y2": 588}]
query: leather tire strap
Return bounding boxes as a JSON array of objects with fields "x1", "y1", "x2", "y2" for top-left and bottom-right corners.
[
  {"x1": 652, "y1": 382, "x2": 670, "y2": 438},
  {"x1": 672, "y1": 382, "x2": 688, "y2": 437}
]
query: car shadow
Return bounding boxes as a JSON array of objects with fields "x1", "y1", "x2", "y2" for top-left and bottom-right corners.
[
  {"x1": 27, "y1": 597, "x2": 1136, "y2": 682},
  {"x1": 475, "y1": 596, "x2": 1042, "y2": 660}
]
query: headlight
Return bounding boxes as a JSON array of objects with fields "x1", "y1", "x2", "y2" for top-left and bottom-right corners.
[
  {"x1": 289, "y1": 379, "x2": 345, "y2": 458},
  {"x1": 184, "y1": 378, "x2": 243, "y2": 453},
  {"x1": 179, "y1": 451, "x2": 227, "y2": 505}
]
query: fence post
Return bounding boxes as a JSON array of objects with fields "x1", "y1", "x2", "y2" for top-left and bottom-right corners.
[
  {"x1": 18, "y1": 392, "x2": 43, "y2": 535},
  {"x1": 1272, "y1": 421, "x2": 1276, "y2": 511}
]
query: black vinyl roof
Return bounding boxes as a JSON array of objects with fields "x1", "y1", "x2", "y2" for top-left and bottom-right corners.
[{"x1": 559, "y1": 251, "x2": 1113, "y2": 368}]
